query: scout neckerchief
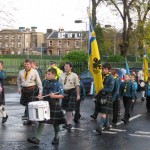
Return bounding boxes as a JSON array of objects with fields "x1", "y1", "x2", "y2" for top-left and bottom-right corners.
[
  {"x1": 24, "y1": 68, "x2": 32, "y2": 80},
  {"x1": 64, "y1": 72, "x2": 71, "y2": 85},
  {"x1": 102, "y1": 73, "x2": 110, "y2": 83},
  {"x1": 114, "y1": 74, "x2": 118, "y2": 79},
  {"x1": 124, "y1": 81, "x2": 129, "y2": 93}
]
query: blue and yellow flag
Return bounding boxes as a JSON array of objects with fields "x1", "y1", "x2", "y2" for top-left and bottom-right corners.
[
  {"x1": 143, "y1": 51, "x2": 149, "y2": 82},
  {"x1": 125, "y1": 58, "x2": 130, "y2": 75},
  {"x1": 88, "y1": 16, "x2": 103, "y2": 94}
]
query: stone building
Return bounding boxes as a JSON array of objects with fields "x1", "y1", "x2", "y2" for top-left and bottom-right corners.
[
  {"x1": 0, "y1": 27, "x2": 44, "y2": 55},
  {"x1": 46, "y1": 28, "x2": 88, "y2": 55}
]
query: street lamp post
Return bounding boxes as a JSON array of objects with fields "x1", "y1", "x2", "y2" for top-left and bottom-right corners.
[
  {"x1": 75, "y1": 20, "x2": 88, "y2": 51},
  {"x1": 105, "y1": 25, "x2": 116, "y2": 55}
]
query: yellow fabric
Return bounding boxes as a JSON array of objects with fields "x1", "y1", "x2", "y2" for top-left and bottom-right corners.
[
  {"x1": 144, "y1": 55, "x2": 149, "y2": 82},
  {"x1": 89, "y1": 23, "x2": 103, "y2": 94},
  {"x1": 47, "y1": 66, "x2": 61, "y2": 79},
  {"x1": 24, "y1": 69, "x2": 32, "y2": 81}
]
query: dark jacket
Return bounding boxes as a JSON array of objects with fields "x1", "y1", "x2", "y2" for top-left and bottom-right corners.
[
  {"x1": 119, "y1": 80, "x2": 135, "y2": 99},
  {"x1": 0, "y1": 70, "x2": 6, "y2": 105}
]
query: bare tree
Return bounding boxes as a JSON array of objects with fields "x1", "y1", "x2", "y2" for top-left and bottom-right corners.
[
  {"x1": 91, "y1": 0, "x2": 102, "y2": 27},
  {"x1": 133, "y1": 0, "x2": 150, "y2": 57},
  {"x1": 0, "y1": 0, "x2": 17, "y2": 29},
  {"x1": 108, "y1": 0, "x2": 136, "y2": 56}
]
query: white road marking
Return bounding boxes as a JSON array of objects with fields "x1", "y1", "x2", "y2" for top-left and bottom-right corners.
[
  {"x1": 71, "y1": 127, "x2": 85, "y2": 131},
  {"x1": 129, "y1": 134, "x2": 150, "y2": 138},
  {"x1": 102, "y1": 131, "x2": 117, "y2": 134},
  {"x1": 109, "y1": 128, "x2": 126, "y2": 132},
  {"x1": 129, "y1": 114, "x2": 142, "y2": 121},
  {"x1": 135, "y1": 131, "x2": 150, "y2": 135},
  {"x1": 116, "y1": 114, "x2": 142, "y2": 126}
]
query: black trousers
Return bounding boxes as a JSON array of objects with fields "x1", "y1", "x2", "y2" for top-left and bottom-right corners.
[
  {"x1": 146, "y1": 96, "x2": 150, "y2": 111},
  {"x1": 123, "y1": 96, "x2": 132, "y2": 121},
  {"x1": 112, "y1": 98, "x2": 119, "y2": 124},
  {"x1": 92, "y1": 100, "x2": 99, "y2": 117},
  {"x1": 74, "y1": 100, "x2": 81, "y2": 121}
]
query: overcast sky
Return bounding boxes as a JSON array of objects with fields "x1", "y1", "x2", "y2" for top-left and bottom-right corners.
[{"x1": 1, "y1": 0, "x2": 122, "y2": 32}]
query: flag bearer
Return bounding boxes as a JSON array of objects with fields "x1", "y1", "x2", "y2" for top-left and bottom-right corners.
[{"x1": 95, "y1": 63, "x2": 114, "y2": 134}]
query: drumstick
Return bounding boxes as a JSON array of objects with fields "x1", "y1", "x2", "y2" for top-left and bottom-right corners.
[{"x1": 35, "y1": 92, "x2": 60, "y2": 99}]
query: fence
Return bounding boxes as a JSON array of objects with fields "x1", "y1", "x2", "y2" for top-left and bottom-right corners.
[{"x1": 2, "y1": 60, "x2": 144, "y2": 76}]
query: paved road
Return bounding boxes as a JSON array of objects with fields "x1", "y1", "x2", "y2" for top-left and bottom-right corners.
[{"x1": 0, "y1": 86, "x2": 150, "y2": 150}]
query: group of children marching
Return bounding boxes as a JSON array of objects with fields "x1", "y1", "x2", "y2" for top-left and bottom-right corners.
[
  {"x1": 2, "y1": 59, "x2": 150, "y2": 146},
  {"x1": 90, "y1": 64, "x2": 150, "y2": 135}
]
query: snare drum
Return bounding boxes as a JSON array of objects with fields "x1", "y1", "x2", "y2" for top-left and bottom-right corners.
[
  {"x1": 138, "y1": 80, "x2": 145, "y2": 91},
  {"x1": 28, "y1": 101, "x2": 50, "y2": 121},
  {"x1": 140, "y1": 81, "x2": 145, "y2": 87}
]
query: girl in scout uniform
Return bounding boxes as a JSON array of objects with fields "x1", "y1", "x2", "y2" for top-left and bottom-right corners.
[
  {"x1": 119, "y1": 74, "x2": 135, "y2": 124},
  {"x1": 27, "y1": 68, "x2": 66, "y2": 145},
  {"x1": 59, "y1": 62, "x2": 80, "y2": 131},
  {"x1": 95, "y1": 63, "x2": 114, "y2": 134}
]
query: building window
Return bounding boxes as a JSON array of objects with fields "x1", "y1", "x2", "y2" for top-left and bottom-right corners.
[
  {"x1": 18, "y1": 35, "x2": 21, "y2": 39},
  {"x1": 5, "y1": 35, "x2": 8, "y2": 39},
  {"x1": 72, "y1": 34, "x2": 75, "y2": 38},
  {"x1": 12, "y1": 35, "x2": 15, "y2": 39},
  {"x1": 5, "y1": 43, "x2": 8, "y2": 47},
  {"x1": 11, "y1": 42, "x2": 14, "y2": 47},
  {"x1": 67, "y1": 41, "x2": 70, "y2": 47},
  {"x1": 75, "y1": 40, "x2": 79, "y2": 48},
  {"x1": 49, "y1": 41, "x2": 53, "y2": 46},
  {"x1": 0, "y1": 35, "x2": 2, "y2": 40},
  {"x1": 0, "y1": 42, "x2": 2, "y2": 47},
  {"x1": 18, "y1": 42, "x2": 21, "y2": 47},
  {"x1": 58, "y1": 40, "x2": 61, "y2": 47}
]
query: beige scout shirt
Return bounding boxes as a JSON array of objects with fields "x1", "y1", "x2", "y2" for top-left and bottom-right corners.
[
  {"x1": 17, "y1": 68, "x2": 42, "y2": 93},
  {"x1": 59, "y1": 72, "x2": 80, "y2": 90}
]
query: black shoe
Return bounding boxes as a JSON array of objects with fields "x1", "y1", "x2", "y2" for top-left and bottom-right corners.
[
  {"x1": 121, "y1": 119, "x2": 129, "y2": 124},
  {"x1": 141, "y1": 97, "x2": 145, "y2": 101},
  {"x1": 22, "y1": 115, "x2": 28, "y2": 121},
  {"x1": 112, "y1": 123, "x2": 117, "y2": 127},
  {"x1": 95, "y1": 127, "x2": 102, "y2": 135},
  {"x1": 23, "y1": 120, "x2": 32, "y2": 125},
  {"x1": 67, "y1": 124, "x2": 72, "y2": 132},
  {"x1": 52, "y1": 137, "x2": 59, "y2": 145},
  {"x1": 27, "y1": 137, "x2": 40, "y2": 144},
  {"x1": 2, "y1": 115, "x2": 8, "y2": 124},
  {"x1": 103, "y1": 125, "x2": 110, "y2": 131},
  {"x1": 90, "y1": 114, "x2": 97, "y2": 120},
  {"x1": 62, "y1": 124, "x2": 68, "y2": 129},
  {"x1": 74, "y1": 119, "x2": 79, "y2": 124}
]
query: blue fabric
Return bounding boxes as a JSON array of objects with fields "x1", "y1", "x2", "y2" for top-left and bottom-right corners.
[
  {"x1": 99, "y1": 117, "x2": 106, "y2": 128},
  {"x1": 133, "y1": 81, "x2": 138, "y2": 91},
  {"x1": 125, "y1": 59, "x2": 130, "y2": 75},
  {"x1": 148, "y1": 84, "x2": 150, "y2": 96},
  {"x1": 119, "y1": 80, "x2": 136, "y2": 99},
  {"x1": 112, "y1": 78, "x2": 119, "y2": 102},
  {"x1": 101, "y1": 74, "x2": 114, "y2": 95},
  {"x1": 0, "y1": 70, "x2": 6, "y2": 85},
  {"x1": 42, "y1": 79, "x2": 64, "y2": 101}
]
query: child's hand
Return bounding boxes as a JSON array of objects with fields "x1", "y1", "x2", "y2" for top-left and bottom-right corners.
[{"x1": 49, "y1": 93, "x2": 55, "y2": 98}]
